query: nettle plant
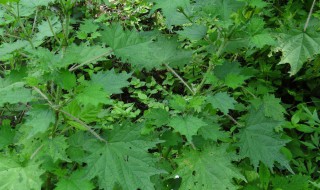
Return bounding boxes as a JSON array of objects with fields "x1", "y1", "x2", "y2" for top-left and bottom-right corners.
[{"x1": 0, "y1": 0, "x2": 320, "y2": 189}]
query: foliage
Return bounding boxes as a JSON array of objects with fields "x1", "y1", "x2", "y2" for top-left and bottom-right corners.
[{"x1": 0, "y1": 0, "x2": 320, "y2": 189}]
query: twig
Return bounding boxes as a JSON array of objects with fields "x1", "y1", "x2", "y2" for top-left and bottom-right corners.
[
  {"x1": 33, "y1": 87, "x2": 107, "y2": 143},
  {"x1": 30, "y1": 144, "x2": 44, "y2": 160},
  {"x1": 165, "y1": 64, "x2": 195, "y2": 95},
  {"x1": 69, "y1": 49, "x2": 112, "y2": 71},
  {"x1": 46, "y1": 16, "x2": 61, "y2": 44},
  {"x1": 226, "y1": 114, "x2": 243, "y2": 127},
  {"x1": 59, "y1": 109, "x2": 107, "y2": 143},
  {"x1": 304, "y1": 0, "x2": 316, "y2": 32}
]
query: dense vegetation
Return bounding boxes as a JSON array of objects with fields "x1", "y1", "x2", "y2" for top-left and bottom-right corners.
[{"x1": 0, "y1": 0, "x2": 320, "y2": 189}]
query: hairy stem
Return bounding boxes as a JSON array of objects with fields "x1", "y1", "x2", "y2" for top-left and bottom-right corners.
[
  {"x1": 69, "y1": 49, "x2": 112, "y2": 71},
  {"x1": 304, "y1": 0, "x2": 316, "y2": 32},
  {"x1": 33, "y1": 87, "x2": 107, "y2": 143},
  {"x1": 165, "y1": 64, "x2": 195, "y2": 95}
]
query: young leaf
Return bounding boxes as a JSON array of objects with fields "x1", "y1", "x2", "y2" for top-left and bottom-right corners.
[
  {"x1": 236, "y1": 106, "x2": 292, "y2": 172},
  {"x1": 84, "y1": 124, "x2": 165, "y2": 190},
  {"x1": 0, "y1": 156, "x2": 44, "y2": 190},
  {"x1": 207, "y1": 92, "x2": 236, "y2": 115},
  {"x1": 90, "y1": 69, "x2": 131, "y2": 94},
  {"x1": 174, "y1": 144, "x2": 245, "y2": 190},
  {"x1": 168, "y1": 115, "x2": 207, "y2": 142},
  {"x1": 276, "y1": 28, "x2": 320, "y2": 75}
]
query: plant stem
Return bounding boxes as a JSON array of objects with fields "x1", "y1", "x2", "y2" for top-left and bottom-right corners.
[
  {"x1": 304, "y1": 0, "x2": 316, "y2": 32},
  {"x1": 165, "y1": 64, "x2": 195, "y2": 95},
  {"x1": 69, "y1": 49, "x2": 113, "y2": 71},
  {"x1": 33, "y1": 87, "x2": 107, "y2": 143},
  {"x1": 46, "y1": 16, "x2": 61, "y2": 44}
]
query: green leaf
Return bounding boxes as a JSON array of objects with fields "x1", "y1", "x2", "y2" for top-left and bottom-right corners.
[
  {"x1": 271, "y1": 175, "x2": 310, "y2": 190},
  {"x1": 276, "y1": 29, "x2": 320, "y2": 75},
  {"x1": 23, "y1": 106, "x2": 55, "y2": 138},
  {"x1": 84, "y1": 124, "x2": 164, "y2": 190},
  {"x1": 0, "y1": 40, "x2": 29, "y2": 57},
  {"x1": 177, "y1": 24, "x2": 207, "y2": 41},
  {"x1": 59, "y1": 43, "x2": 110, "y2": 68},
  {"x1": 0, "y1": 121, "x2": 15, "y2": 149},
  {"x1": 224, "y1": 74, "x2": 247, "y2": 89},
  {"x1": 236, "y1": 106, "x2": 292, "y2": 171},
  {"x1": 0, "y1": 157, "x2": 44, "y2": 190},
  {"x1": 174, "y1": 144, "x2": 245, "y2": 190},
  {"x1": 53, "y1": 69, "x2": 77, "y2": 90},
  {"x1": 55, "y1": 170, "x2": 94, "y2": 190},
  {"x1": 144, "y1": 108, "x2": 170, "y2": 127},
  {"x1": 198, "y1": 123, "x2": 228, "y2": 142},
  {"x1": 76, "y1": 85, "x2": 111, "y2": 106},
  {"x1": 149, "y1": 0, "x2": 191, "y2": 27},
  {"x1": 44, "y1": 136, "x2": 70, "y2": 162},
  {"x1": 100, "y1": 24, "x2": 192, "y2": 69},
  {"x1": 207, "y1": 92, "x2": 236, "y2": 115},
  {"x1": 195, "y1": 0, "x2": 245, "y2": 27},
  {"x1": 63, "y1": 101, "x2": 101, "y2": 123},
  {"x1": 32, "y1": 16, "x2": 62, "y2": 46},
  {"x1": 0, "y1": 79, "x2": 33, "y2": 106},
  {"x1": 168, "y1": 115, "x2": 207, "y2": 142},
  {"x1": 90, "y1": 69, "x2": 131, "y2": 94},
  {"x1": 0, "y1": 0, "x2": 18, "y2": 4}
]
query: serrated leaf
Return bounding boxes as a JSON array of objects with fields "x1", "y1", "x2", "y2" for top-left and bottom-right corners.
[
  {"x1": 207, "y1": 92, "x2": 236, "y2": 115},
  {"x1": 53, "y1": 69, "x2": 77, "y2": 90},
  {"x1": 32, "y1": 16, "x2": 62, "y2": 46},
  {"x1": 168, "y1": 115, "x2": 207, "y2": 142},
  {"x1": 55, "y1": 170, "x2": 94, "y2": 190},
  {"x1": 90, "y1": 69, "x2": 131, "y2": 94},
  {"x1": 63, "y1": 100, "x2": 101, "y2": 123},
  {"x1": 195, "y1": 0, "x2": 245, "y2": 27},
  {"x1": 0, "y1": 122, "x2": 15, "y2": 149},
  {"x1": 175, "y1": 144, "x2": 245, "y2": 190},
  {"x1": 100, "y1": 24, "x2": 192, "y2": 69},
  {"x1": 198, "y1": 123, "x2": 228, "y2": 141},
  {"x1": 84, "y1": 124, "x2": 164, "y2": 190},
  {"x1": 0, "y1": 79, "x2": 33, "y2": 106},
  {"x1": 236, "y1": 106, "x2": 292, "y2": 171},
  {"x1": 44, "y1": 136, "x2": 70, "y2": 162},
  {"x1": 59, "y1": 43, "x2": 111, "y2": 68},
  {"x1": 144, "y1": 108, "x2": 170, "y2": 127},
  {"x1": 0, "y1": 40, "x2": 29, "y2": 57},
  {"x1": 277, "y1": 29, "x2": 320, "y2": 75},
  {"x1": 177, "y1": 24, "x2": 207, "y2": 40},
  {"x1": 149, "y1": 0, "x2": 191, "y2": 27},
  {"x1": 0, "y1": 157, "x2": 44, "y2": 190},
  {"x1": 23, "y1": 106, "x2": 55, "y2": 138},
  {"x1": 271, "y1": 175, "x2": 310, "y2": 190},
  {"x1": 76, "y1": 85, "x2": 111, "y2": 106}
]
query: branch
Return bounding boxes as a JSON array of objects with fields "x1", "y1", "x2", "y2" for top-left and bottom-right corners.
[
  {"x1": 165, "y1": 64, "x2": 195, "y2": 95},
  {"x1": 33, "y1": 87, "x2": 107, "y2": 143},
  {"x1": 304, "y1": 0, "x2": 317, "y2": 32},
  {"x1": 69, "y1": 49, "x2": 112, "y2": 72}
]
